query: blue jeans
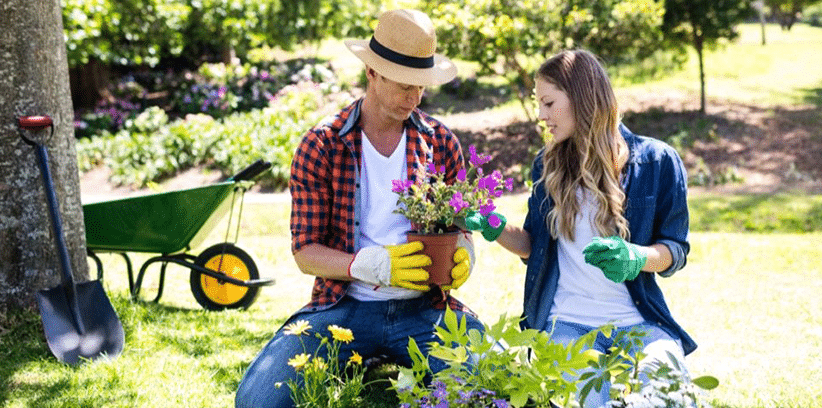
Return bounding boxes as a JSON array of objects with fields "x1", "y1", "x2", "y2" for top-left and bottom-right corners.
[
  {"x1": 235, "y1": 295, "x2": 484, "y2": 408},
  {"x1": 546, "y1": 320, "x2": 689, "y2": 408}
]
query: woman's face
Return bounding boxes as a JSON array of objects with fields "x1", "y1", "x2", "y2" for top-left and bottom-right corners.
[{"x1": 535, "y1": 78, "x2": 575, "y2": 144}]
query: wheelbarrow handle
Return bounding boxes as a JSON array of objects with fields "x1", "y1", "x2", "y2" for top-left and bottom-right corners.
[
  {"x1": 227, "y1": 159, "x2": 272, "y2": 182},
  {"x1": 17, "y1": 115, "x2": 55, "y2": 146}
]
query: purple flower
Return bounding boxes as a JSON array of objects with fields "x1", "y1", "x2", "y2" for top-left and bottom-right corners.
[
  {"x1": 456, "y1": 390, "x2": 471, "y2": 403},
  {"x1": 468, "y1": 144, "x2": 492, "y2": 167},
  {"x1": 493, "y1": 399, "x2": 510, "y2": 408},
  {"x1": 392, "y1": 179, "x2": 413, "y2": 193},
  {"x1": 457, "y1": 168, "x2": 467, "y2": 182},
  {"x1": 477, "y1": 175, "x2": 499, "y2": 193},
  {"x1": 488, "y1": 213, "x2": 502, "y2": 228},
  {"x1": 479, "y1": 200, "x2": 496, "y2": 217},
  {"x1": 449, "y1": 192, "x2": 469, "y2": 213},
  {"x1": 505, "y1": 177, "x2": 514, "y2": 191},
  {"x1": 432, "y1": 380, "x2": 447, "y2": 399}
]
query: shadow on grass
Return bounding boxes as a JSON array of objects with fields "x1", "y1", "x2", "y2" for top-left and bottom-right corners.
[{"x1": 0, "y1": 305, "x2": 56, "y2": 404}]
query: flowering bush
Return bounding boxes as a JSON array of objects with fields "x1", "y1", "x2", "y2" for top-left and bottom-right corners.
[
  {"x1": 392, "y1": 145, "x2": 514, "y2": 234},
  {"x1": 393, "y1": 308, "x2": 718, "y2": 408},
  {"x1": 283, "y1": 320, "x2": 373, "y2": 408}
]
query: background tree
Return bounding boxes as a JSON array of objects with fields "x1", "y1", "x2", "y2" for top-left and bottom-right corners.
[
  {"x1": 422, "y1": 0, "x2": 666, "y2": 120},
  {"x1": 0, "y1": 0, "x2": 88, "y2": 312},
  {"x1": 766, "y1": 0, "x2": 822, "y2": 29},
  {"x1": 662, "y1": 0, "x2": 754, "y2": 114}
]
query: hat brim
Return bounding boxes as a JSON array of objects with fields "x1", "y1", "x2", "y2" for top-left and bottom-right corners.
[{"x1": 345, "y1": 39, "x2": 457, "y2": 87}]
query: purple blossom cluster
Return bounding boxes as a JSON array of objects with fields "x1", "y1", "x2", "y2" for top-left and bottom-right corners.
[
  {"x1": 391, "y1": 144, "x2": 514, "y2": 233},
  {"x1": 400, "y1": 380, "x2": 510, "y2": 408}
]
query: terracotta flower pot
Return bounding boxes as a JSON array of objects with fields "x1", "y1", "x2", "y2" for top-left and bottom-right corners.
[{"x1": 406, "y1": 230, "x2": 460, "y2": 287}]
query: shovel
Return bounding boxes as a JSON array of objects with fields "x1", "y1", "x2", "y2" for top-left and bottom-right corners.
[{"x1": 18, "y1": 115, "x2": 124, "y2": 365}]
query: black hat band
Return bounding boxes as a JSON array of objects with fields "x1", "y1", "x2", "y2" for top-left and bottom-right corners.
[{"x1": 369, "y1": 37, "x2": 434, "y2": 69}]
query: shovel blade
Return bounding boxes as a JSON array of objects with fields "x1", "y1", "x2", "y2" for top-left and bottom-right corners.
[{"x1": 37, "y1": 280, "x2": 125, "y2": 365}]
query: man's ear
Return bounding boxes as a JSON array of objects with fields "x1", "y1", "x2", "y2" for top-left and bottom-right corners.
[{"x1": 365, "y1": 66, "x2": 379, "y2": 81}]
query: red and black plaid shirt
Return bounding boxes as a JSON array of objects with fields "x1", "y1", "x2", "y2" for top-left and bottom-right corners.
[{"x1": 289, "y1": 98, "x2": 473, "y2": 314}]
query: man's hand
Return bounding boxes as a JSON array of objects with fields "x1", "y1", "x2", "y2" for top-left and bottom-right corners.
[
  {"x1": 441, "y1": 233, "x2": 474, "y2": 291},
  {"x1": 583, "y1": 236, "x2": 647, "y2": 283},
  {"x1": 456, "y1": 210, "x2": 506, "y2": 242},
  {"x1": 348, "y1": 241, "x2": 431, "y2": 291}
]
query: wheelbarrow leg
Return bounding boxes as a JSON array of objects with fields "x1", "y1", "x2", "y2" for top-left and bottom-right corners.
[
  {"x1": 118, "y1": 253, "x2": 135, "y2": 295},
  {"x1": 87, "y1": 250, "x2": 104, "y2": 281}
]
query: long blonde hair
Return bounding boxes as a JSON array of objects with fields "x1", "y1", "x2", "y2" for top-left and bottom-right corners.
[{"x1": 535, "y1": 50, "x2": 630, "y2": 241}]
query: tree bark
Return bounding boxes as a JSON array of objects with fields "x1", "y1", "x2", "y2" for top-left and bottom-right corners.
[{"x1": 0, "y1": 0, "x2": 88, "y2": 313}]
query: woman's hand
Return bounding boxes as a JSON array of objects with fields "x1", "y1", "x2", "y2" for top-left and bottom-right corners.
[{"x1": 583, "y1": 236, "x2": 647, "y2": 283}]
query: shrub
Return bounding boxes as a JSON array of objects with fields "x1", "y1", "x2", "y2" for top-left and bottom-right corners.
[{"x1": 76, "y1": 82, "x2": 351, "y2": 190}]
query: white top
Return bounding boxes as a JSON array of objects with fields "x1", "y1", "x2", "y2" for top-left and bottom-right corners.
[
  {"x1": 549, "y1": 189, "x2": 644, "y2": 327},
  {"x1": 348, "y1": 130, "x2": 422, "y2": 301}
]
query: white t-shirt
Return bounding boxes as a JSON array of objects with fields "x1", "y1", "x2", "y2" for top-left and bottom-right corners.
[
  {"x1": 347, "y1": 130, "x2": 423, "y2": 301},
  {"x1": 549, "y1": 188, "x2": 644, "y2": 327}
]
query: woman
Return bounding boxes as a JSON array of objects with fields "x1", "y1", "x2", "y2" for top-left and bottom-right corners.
[{"x1": 487, "y1": 49, "x2": 696, "y2": 406}]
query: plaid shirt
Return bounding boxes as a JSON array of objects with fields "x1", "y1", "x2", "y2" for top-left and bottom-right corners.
[{"x1": 290, "y1": 98, "x2": 473, "y2": 314}]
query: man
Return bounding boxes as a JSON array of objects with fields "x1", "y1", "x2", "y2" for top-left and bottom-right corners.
[{"x1": 235, "y1": 9, "x2": 486, "y2": 408}]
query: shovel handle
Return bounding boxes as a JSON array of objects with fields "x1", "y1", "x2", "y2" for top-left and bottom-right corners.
[{"x1": 17, "y1": 115, "x2": 55, "y2": 146}]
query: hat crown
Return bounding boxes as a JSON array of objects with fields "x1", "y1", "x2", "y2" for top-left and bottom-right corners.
[{"x1": 373, "y1": 9, "x2": 437, "y2": 58}]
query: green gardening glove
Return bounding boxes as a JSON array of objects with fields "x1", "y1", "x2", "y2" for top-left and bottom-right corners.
[
  {"x1": 582, "y1": 236, "x2": 647, "y2": 283},
  {"x1": 457, "y1": 211, "x2": 506, "y2": 242}
]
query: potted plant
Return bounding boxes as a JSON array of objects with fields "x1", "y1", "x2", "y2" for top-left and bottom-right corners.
[{"x1": 392, "y1": 145, "x2": 513, "y2": 285}]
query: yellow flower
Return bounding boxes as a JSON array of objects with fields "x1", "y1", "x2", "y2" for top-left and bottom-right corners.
[
  {"x1": 284, "y1": 320, "x2": 312, "y2": 336},
  {"x1": 310, "y1": 356, "x2": 327, "y2": 371},
  {"x1": 287, "y1": 353, "x2": 310, "y2": 370},
  {"x1": 327, "y1": 325, "x2": 354, "y2": 343},
  {"x1": 348, "y1": 351, "x2": 363, "y2": 365}
]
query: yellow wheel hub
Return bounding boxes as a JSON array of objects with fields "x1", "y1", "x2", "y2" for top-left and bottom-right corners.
[{"x1": 200, "y1": 254, "x2": 249, "y2": 305}]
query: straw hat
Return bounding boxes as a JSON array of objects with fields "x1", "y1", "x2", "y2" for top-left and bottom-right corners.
[{"x1": 344, "y1": 9, "x2": 457, "y2": 87}]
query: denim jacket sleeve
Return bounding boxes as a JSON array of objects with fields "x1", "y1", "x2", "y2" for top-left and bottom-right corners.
[{"x1": 621, "y1": 125, "x2": 690, "y2": 277}]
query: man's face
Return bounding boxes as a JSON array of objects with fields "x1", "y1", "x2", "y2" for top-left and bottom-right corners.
[{"x1": 371, "y1": 72, "x2": 425, "y2": 121}]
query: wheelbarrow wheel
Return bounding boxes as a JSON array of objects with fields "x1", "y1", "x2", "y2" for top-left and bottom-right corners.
[{"x1": 190, "y1": 243, "x2": 260, "y2": 310}]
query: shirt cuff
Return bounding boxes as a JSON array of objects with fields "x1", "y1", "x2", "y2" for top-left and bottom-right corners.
[{"x1": 657, "y1": 239, "x2": 687, "y2": 277}]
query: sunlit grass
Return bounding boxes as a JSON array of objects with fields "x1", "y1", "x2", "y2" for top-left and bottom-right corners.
[{"x1": 2, "y1": 195, "x2": 822, "y2": 407}]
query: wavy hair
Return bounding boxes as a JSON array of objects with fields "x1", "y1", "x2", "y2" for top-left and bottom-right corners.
[{"x1": 535, "y1": 50, "x2": 630, "y2": 240}]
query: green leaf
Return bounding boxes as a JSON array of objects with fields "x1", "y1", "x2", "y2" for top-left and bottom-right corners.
[{"x1": 692, "y1": 375, "x2": 720, "y2": 390}]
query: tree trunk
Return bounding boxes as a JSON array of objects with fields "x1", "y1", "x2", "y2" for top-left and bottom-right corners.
[
  {"x1": 693, "y1": 32, "x2": 706, "y2": 114},
  {"x1": 0, "y1": 0, "x2": 88, "y2": 313}
]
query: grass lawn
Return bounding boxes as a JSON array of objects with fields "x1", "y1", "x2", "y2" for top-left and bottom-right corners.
[{"x1": 2, "y1": 194, "x2": 821, "y2": 407}]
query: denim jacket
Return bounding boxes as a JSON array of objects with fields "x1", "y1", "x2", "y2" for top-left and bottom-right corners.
[{"x1": 521, "y1": 124, "x2": 696, "y2": 355}]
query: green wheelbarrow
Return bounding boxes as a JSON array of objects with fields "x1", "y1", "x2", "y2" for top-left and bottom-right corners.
[{"x1": 84, "y1": 160, "x2": 275, "y2": 310}]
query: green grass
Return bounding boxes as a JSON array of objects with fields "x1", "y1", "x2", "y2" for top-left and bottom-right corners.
[
  {"x1": 619, "y1": 23, "x2": 822, "y2": 107},
  {"x1": 2, "y1": 195, "x2": 822, "y2": 407}
]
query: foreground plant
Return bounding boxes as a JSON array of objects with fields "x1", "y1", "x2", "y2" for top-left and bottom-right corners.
[
  {"x1": 284, "y1": 321, "x2": 373, "y2": 408},
  {"x1": 393, "y1": 308, "x2": 718, "y2": 408}
]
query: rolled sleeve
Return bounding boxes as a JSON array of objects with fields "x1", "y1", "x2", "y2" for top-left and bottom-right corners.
[
  {"x1": 289, "y1": 130, "x2": 330, "y2": 253},
  {"x1": 653, "y1": 146, "x2": 690, "y2": 277}
]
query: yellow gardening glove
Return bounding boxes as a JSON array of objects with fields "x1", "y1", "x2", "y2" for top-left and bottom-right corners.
[
  {"x1": 440, "y1": 233, "x2": 475, "y2": 291},
  {"x1": 348, "y1": 241, "x2": 431, "y2": 291}
]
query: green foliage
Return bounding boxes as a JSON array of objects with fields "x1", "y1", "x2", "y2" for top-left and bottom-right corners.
[
  {"x1": 76, "y1": 83, "x2": 348, "y2": 189},
  {"x1": 62, "y1": 0, "x2": 377, "y2": 68},
  {"x1": 394, "y1": 308, "x2": 716, "y2": 407},
  {"x1": 421, "y1": 0, "x2": 666, "y2": 119}
]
